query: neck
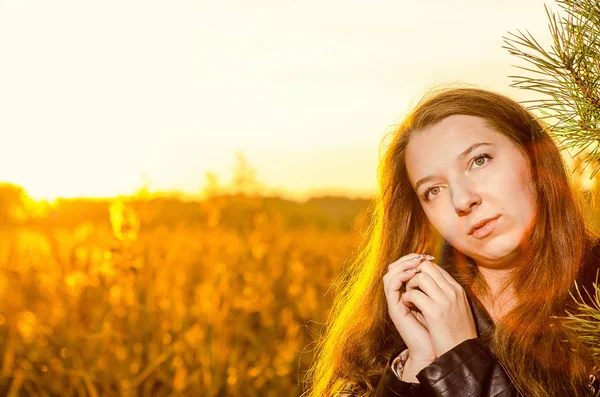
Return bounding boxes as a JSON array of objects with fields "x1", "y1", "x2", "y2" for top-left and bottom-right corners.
[
  {"x1": 477, "y1": 266, "x2": 512, "y2": 295},
  {"x1": 475, "y1": 264, "x2": 518, "y2": 321}
]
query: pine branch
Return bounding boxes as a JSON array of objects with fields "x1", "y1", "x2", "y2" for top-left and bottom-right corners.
[
  {"x1": 503, "y1": 0, "x2": 600, "y2": 175},
  {"x1": 561, "y1": 273, "x2": 600, "y2": 363},
  {"x1": 509, "y1": 2, "x2": 600, "y2": 353}
]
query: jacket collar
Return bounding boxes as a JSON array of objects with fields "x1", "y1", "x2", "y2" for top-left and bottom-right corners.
[{"x1": 466, "y1": 290, "x2": 495, "y2": 337}]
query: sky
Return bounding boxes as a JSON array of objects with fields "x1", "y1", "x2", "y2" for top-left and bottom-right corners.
[{"x1": 0, "y1": 0, "x2": 560, "y2": 201}]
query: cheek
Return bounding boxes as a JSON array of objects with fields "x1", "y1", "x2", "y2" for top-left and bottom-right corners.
[
  {"x1": 487, "y1": 162, "x2": 537, "y2": 237},
  {"x1": 518, "y1": 183, "x2": 537, "y2": 230},
  {"x1": 508, "y1": 165, "x2": 537, "y2": 217},
  {"x1": 423, "y1": 204, "x2": 459, "y2": 241}
]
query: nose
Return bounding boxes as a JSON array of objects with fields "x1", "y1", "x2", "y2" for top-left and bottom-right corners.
[{"x1": 451, "y1": 179, "x2": 481, "y2": 216}]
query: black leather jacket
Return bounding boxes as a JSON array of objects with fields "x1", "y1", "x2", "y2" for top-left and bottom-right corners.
[{"x1": 374, "y1": 243, "x2": 600, "y2": 397}]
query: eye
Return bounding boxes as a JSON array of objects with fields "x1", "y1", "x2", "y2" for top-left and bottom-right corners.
[
  {"x1": 471, "y1": 153, "x2": 492, "y2": 169},
  {"x1": 422, "y1": 185, "x2": 443, "y2": 201}
]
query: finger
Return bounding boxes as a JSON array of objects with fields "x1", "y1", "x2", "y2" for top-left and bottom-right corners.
[
  {"x1": 387, "y1": 254, "x2": 422, "y2": 271},
  {"x1": 383, "y1": 266, "x2": 419, "y2": 302},
  {"x1": 383, "y1": 253, "x2": 436, "y2": 305},
  {"x1": 405, "y1": 272, "x2": 446, "y2": 302},
  {"x1": 384, "y1": 275, "x2": 411, "y2": 312},
  {"x1": 411, "y1": 309, "x2": 428, "y2": 328},
  {"x1": 388, "y1": 254, "x2": 435, "y2": 272},
  {"x1": 416, "y1": 260, "x2": 454, "y2": 293},
  {"x1": 402, "y1": 289, "x2": 434, "y2": 314},
  {"x1": 384, "y1": 265, "x2": 419, "y2": 287},
  {"x1": 434, "y1": 265, "x2": 463, "y2": 289}
]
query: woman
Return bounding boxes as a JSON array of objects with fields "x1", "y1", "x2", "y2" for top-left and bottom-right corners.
[{"x1": 304, "y1": 87, "x2": 600, "y2": 397}]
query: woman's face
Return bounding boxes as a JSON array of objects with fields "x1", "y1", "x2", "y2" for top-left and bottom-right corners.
[{"x1": 405, "y1": 114, "x2": 537, "y2": 268}]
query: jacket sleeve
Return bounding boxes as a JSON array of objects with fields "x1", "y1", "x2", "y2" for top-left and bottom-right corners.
[
  {"x1": 415, "y1": 338, "x2": 519, "y2": 397},
  {"x1": 374, "y1": 350, "x2": 422, "y2": 397},
  {"x1": 375, "y1": 338, "x2": 519, "y2": 397}
]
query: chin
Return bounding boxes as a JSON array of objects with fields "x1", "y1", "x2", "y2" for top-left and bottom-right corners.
[{"x1": 467, "y1": 232, "x2": 525, "y2": 265}]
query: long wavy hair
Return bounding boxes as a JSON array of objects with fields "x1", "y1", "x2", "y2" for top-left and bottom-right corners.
[{"x1": 303, "y1": 87, "x2": 598, "y2": 397}]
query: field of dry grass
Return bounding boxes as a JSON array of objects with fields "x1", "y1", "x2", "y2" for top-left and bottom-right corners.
[
  {"x1": 0, "y1": 189, "x2": 371, "y2": 396},
  {"x1": 3, "y1": 171, "x2": 600, "y2": 397}
]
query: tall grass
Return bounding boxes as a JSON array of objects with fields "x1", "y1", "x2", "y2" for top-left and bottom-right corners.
[{"x1": 0, "y1": 194, "x2": 369, "y2": 396}]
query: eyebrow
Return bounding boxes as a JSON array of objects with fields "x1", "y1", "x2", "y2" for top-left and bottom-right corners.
[{"x1": 413, "y1": 142, "x2": 493, "y2": 192}]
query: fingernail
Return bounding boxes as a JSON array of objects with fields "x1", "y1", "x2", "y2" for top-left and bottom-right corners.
[
  {"x1": 405, "y1": 267, "x2": 421, "y2": 273},
  {"x1": 411, "y1": 254, "x2": 434, "y2": 261}
]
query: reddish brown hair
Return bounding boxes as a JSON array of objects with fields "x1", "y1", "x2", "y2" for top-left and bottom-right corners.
[{"x1": 304, "y1": 87, "x2": 597, "y2": 397}]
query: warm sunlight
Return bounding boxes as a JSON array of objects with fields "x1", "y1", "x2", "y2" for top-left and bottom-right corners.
[
  {"x1": 5, "y1": 2, "x2": 600, "y2": 397},
  {"x1": 0, "y1": 0, "x2": 554, "y2": 200}
]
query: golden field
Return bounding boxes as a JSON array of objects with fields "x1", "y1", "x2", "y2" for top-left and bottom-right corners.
[
  {"x1": 3, "y1": 157, "x2": 600, "y2": 397},
  {"x1": 0, "y1": 183, "x2": 372, "y2": 396}
]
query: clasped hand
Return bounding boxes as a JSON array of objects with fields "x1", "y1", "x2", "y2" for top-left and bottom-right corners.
[{"x1": 383, "y1": 254, "x2": 477, "y2": 365}]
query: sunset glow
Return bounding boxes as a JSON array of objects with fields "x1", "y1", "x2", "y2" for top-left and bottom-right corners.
[{"x1": 0, "y1": 0, "x2": 556, "y2": 200}]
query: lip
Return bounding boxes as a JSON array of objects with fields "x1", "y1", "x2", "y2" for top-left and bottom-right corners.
[{"x1": 469, "y1": 216, "x2": 500, "y2": 238}]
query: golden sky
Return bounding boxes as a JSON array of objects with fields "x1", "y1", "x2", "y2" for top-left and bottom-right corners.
[{"x1": 0, "y1": 0, "x2": 557, "y2": 201}]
